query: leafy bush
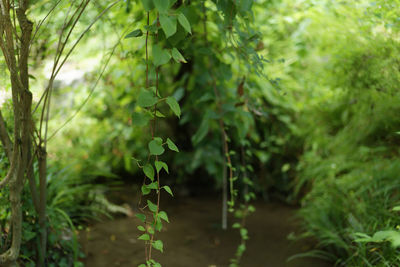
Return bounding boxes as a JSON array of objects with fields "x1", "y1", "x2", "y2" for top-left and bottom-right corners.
[{"x1": 282, "y1": 1, "x2": 400, "y2": 265}]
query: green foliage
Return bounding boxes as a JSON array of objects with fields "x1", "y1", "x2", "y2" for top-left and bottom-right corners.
[
  {"x1": 166, "y1": 96, "x2": 181, "y2": 117},
  {"x1": 159, "y1": 14, "x2": 177, "y2": 38},
  {"x1": 143, "y1": 164, "x2": 155, "y2": 181},
  {"x1": 15, "y1": 0, "x2": 400, "y2": 265},
  {"x1": 152, "y1": 240, "x2": 164, "y2": 252},
  {"x1": 258, "y1": 0, "x2": 400, "y2": 265},
  {"x1": 152, "y1": 44, "x2": 172, "y2": 66},
  {"x1": 0, "y1": 164, "x2": 107, "y2": 266},
  {"x1": 138, "y1": 88, "x2": 159, "y2": 108},
  {"x1": 149, "y1": 139, "x2": 165, "y2": 156}
]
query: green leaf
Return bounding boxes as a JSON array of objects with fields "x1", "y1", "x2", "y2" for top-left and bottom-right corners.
[
  {"x1": 393, "y1": 206, "x2": 400, "y2": 211},
  {"x1": 154, "y1": 220, "x2": 162, "y2": 232},
  {"x1": 166, "y1": 96, "x2": 181, "y2": 118},
  {"x1": 138, "y1": 88, "x2": 158, "y2": 108},
  {"x1": 152, "y1": 240, "x2": 164, "y2": 252},
  {"x1": 159, "y1": 14, "x2": 177, "y2": 38},
  {"x1": 153, "y1": 44, "x2": 171, "y2": 66},
  {"x1": 239, "y1": 0, "x2": 253, "y2": 13},
  {"x1": 138, "y1": 233, "x2": 150, "y2": 241},
  {"x1": 135, "y1": 213, "x2": 146, "y2": 223},
  {"x1": 237, "y1": 243, "x2": 246, "y2": 256},
  {"x1": 147, "y1": 200, "x2": 158, "y2": 213},
  {"x1": 169, "y1": 0, "x2": 177, "y2": 7},
  {"x1": 166, "y1": 138, "x2": 179, "y2": 152},
  {"x1": 148, "y1": 260, "x2": 161, "y2": 267},
  {"x1": 144, "y1": 23, "x2": 159, "y2": 33},
  {"x1": 153, "y1": 0, "x2": 169, "y2": 13},
  {"x1": 132, "y1": 112, "x2": 151, "y2": 126},
  {"x1": 232, "y1": 223, "x2": 241, "y2": 229},
  {"x1": 178, "y1": 13, "x2": 191, "y2": 34},
  {"x1": 192, "y1": 118, "x2": 209, "y2": 144},
  {"x1": 137, "y1": 225, "x2": 146, "y2": 231},
  {"x1": 148, "y1": 226, "x2": 155, "y2": 235},
  {"x1": 138, "y1": 264, "x2": 146, "y2": 267},
  {"x1": 141, "y1": 185, "x2": 151, "y2": 195},
  {"x1": 154, "y1": 136, "x2": 163, "y2": 143},
  {"x1": 171, "y1": 48, "x2": 187, "y2": 63},
  {"x1": 159, "y1": 211, "x2": 169, "y2": 223},
  {"x1": 155, "y1": 160, "x2": 169, "y2": 173},
  {"x1": 125, "y1": 29, "x2": 143, "y2": 38},
  {"x1": 248, "y1": 205, "x2": 255, "y2": 212},
  {"x1": 148, "y1": 139, "x2": 165, "y2": 155},
  {"x1": 163, "y1": 185, "x2": 173, "y2": 196},
  {"x1": 143, "y1": 164, "x2": 155, "y2": 181},
  {"x1": 148, "y1": 182, "x2": 158, "y2": 190},
  {"x1": 141, "y1": 0, "x2": 154, "y2": 11},
  {"x1": 240, "y1": 228, "x2": 248, "y2": 239},
  {"x1": 155, "y1": 110, "x2": 165, "y2": 117}
]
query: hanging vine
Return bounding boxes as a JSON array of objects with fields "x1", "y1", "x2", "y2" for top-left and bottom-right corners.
[
  {"x1": 126, "y1": 0, "x2": 262, "y2": 265},
  {"x1": 126, "y1": 1, "x2": 189, "y2": 266}
]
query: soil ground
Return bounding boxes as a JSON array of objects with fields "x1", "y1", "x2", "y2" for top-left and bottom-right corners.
[{"x1": 79, "y1": 190, "x2": 332, "y2": 267}]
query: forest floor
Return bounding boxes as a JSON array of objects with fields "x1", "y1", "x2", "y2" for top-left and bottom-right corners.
[{"x1": 79, "y1": 188, "x2": 332, "y2": 267}]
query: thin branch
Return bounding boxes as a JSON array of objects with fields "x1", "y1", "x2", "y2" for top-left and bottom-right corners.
[
  {"x1": 30, "y1": 0, "x2": 63, "y2": 46},
  {"x1": 0, "y1": 149, "x2": 18, "y2": 189},
  {"x1": 38, "y1": 0, "x2": 90, "y2": 137},
  {"x1": 47, "y1": 34, "x2": 122, "y2": 141},
  {"x1": 52, "y1": 0, "x2": 89, "y2": 76},
  {"x1": 0, "y1": 110, "x2": 12, "y2": 159},
  {"x1": 53, "y1": 0, "x2": 121, "y2": 79},
  {"x1": 32, "y1": 0, "x2": 121, "y2": 115}
]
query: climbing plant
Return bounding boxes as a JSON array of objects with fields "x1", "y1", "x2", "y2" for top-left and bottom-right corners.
[
  {"x1": 124, "y1": 0, "x2": 264, "y2": 265},
  {"x1": 126, "y1": 1, "x2": 187, "y2": 266},
  {"x1": 0, "y1": 0, "x2": 263, "y2": 265}
]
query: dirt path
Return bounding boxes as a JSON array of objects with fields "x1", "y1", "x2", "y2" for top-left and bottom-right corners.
[{"x1": 80, "y1": 196, "x2": 331, "y2": 267}]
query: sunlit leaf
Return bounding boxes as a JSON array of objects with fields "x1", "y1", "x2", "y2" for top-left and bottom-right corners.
[
  {"x1": 143, "y1": 164, "x2": 155, "y2": 181},
  {"x1": 155, "y1": 160, "x2": 169, "y2": 173},
  {"x1": 178, "y1": 13, "x2": 191, "y2": 34},
  {"x1": 159, "y1": 14, "x2": 177, "y2": 38},
  {"x1": 159, "y1": 211, "x2": 169, "y2": 223},
  {"x1": 171, "y1": 48, "x2": 187, "y2": 63},
  {"x1": 138, "y1": 233, "x2": 150, "y2": 241},
  {"x1": 166, "y1": 96, "x2": 181, "y2": 118},
  {"x1": 166, "y1": 138, "x2": 179, "y2": 152},
  {"x1": 152, "y1": 240, "x2": 164, "y2": 252},
  {"x1": 147, "y1": 200, "x2": 158, "y2": 212},
  {"x1": 163, "y1": 185, "x2": 173, "y2": 196}
]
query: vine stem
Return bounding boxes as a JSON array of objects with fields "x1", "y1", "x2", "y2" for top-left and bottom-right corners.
[
  {"x1": 138, "y1": 10, "x2": 151, "y2": 213},
  {"x1": 137, "y1": 10, "x2": 162, "y2": 262},
  {"x1": 142, "y1": 10, "x2": 150, "y2": 262},
  {"x1": 213, "y1": 80, "x2": 235, "y2": 209},
  {"x1": 145, "y1": 12, "x2": 149, "y2": 88},
  {"x1": 203, "y1": 0, "x2": 235, "y2": 224},
  {"x1": 148, "y1": 13, "x2": 161, "y2": 261}
]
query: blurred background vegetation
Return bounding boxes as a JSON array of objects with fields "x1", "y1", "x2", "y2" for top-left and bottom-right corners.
[{"x1": 1, "y1": 0, "x2": 400, "y2": 266}]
